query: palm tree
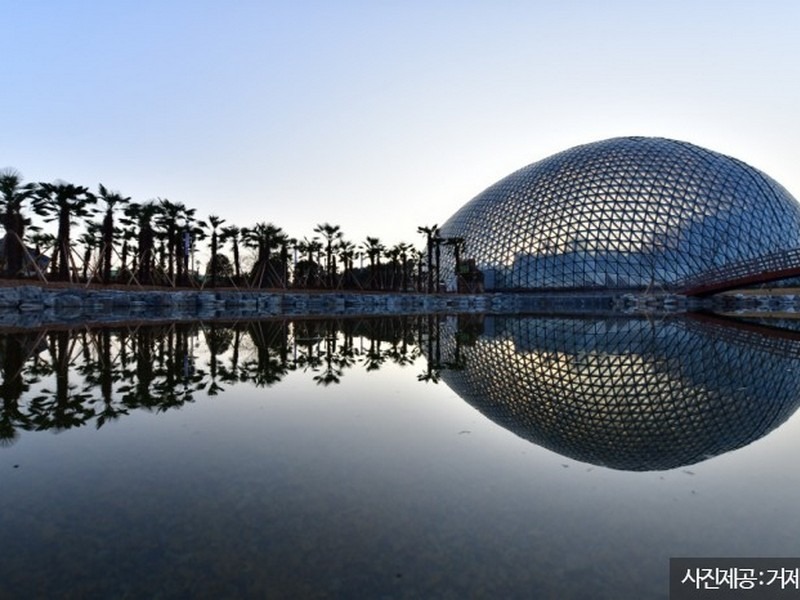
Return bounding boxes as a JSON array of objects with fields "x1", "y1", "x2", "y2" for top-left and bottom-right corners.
[
  {"x1": 295, "y1": 236, "x2": 323, "y2": 289},
  {"x1": 417, "y1": 224, "x2": 438, "y2": 293},
  {"x1": 362, "y1": 236, "x2": 385, "y2": 290},
  {"x1": 0, "y1": 169, "x2": 37, "y2": 278},
  {"x1": 414, "y1": 249, "x2": 425, "y2": 291},
  {"x1": 313, "y1": 223, "x2": 342, "y2": 288},
  {"x1": 34, "y1": 181, "x2": 95, "y2": 281},
  {"x1": 180, "y1": 210, "x2": 202, "y2": 286},
  {"x1": 244, "y1": 321, "x2": 292, "y2": 386},
  {"x1": 338, "y1": 239, "x2": 357, "y2": 289},
  {"x1": 396, "y1": 242, "x2": 413, "y2": 291},
  {"x1": 432, "y1": 232, "x2": 445, "y2": 292},
  {"x1": 155, "y1": 199, "x2": 195, "y2": 286},
  {"x1": 78, "y1": 223, "x2": 102, "y2": 281},
  {"x1": 201, "y1": 214, "x2": 226, "y2": 287},
  {"x1": 277, "y1": 232, "x2": 292, "y2": 288},
  {"x1": 95, "y1": 184, "x2": 130, "y2": 284},
  {"x1": 129, "y1": 201, "x2": 159, "y2": 285},
  {"x1": 242, "y1": 222, "x2": 284, "y2": 288},
  {"x1": 220, "y1": 225, "x2": 243, "y2": 280},
  {"x1": 118, "y1": 204, "x2": 140, "y2": 281},
  {"x1": 0, "y1": 332, "x2": 38, "y2": 445},
  {"x1": 444, "y1": 236, "x2": 465, "y2": 292},
  {"x1": 417, "y1": 314, "x2": 443, "y2": 383},
  {"x1": 385, "y1": 245, "x2": 401, "y2": 291}
]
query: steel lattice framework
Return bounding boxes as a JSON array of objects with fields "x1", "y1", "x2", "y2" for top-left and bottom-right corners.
[
  {"x1": 438, "y1": 316, "x2": 800, "y2": 471},
  {"x1": 439, "y1": 137, "x2": 800, "y2": 290}
]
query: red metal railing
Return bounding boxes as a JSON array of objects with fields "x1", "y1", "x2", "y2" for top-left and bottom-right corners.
[{"x1": 675, "y1": 248, "x2": 800, "y2": 296}]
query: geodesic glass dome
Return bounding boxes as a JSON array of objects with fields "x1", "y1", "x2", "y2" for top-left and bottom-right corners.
[{"x1": 439, "y1": 137, "x2": 800, "y2": 290}]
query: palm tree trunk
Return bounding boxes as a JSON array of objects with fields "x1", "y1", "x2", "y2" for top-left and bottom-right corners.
[
  {"x1": 4, "y1": 212, "x2": 25, "y2": 277},
  {"x1": 210, "y1": 230, "x2": 218, "y2": 288},
  {"x1": 426, "y1": 234, "x2": 434, "y2": 293},
  {"x1": 102, "y1": 213, "x2": 113, "y2": 284},
  {"x1": 233, "y1": 240, "x2": 240, "y2": 279},
  {"x1": 57, "y1": 209, "x2": 71, "y2": 281}
]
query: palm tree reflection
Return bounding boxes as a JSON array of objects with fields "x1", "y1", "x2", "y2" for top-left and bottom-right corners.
[{"x1": 0, "y1": 317, "x2": 426, "y2": 440}]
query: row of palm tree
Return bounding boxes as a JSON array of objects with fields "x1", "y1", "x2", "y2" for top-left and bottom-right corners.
[{"x1": 0, "y1": 168, "x2": 468, "y2": 291}]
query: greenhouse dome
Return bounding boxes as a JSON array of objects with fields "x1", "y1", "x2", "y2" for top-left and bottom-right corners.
[{"x1": 438, "y1": 137, "x2": 800, "y2": 291}]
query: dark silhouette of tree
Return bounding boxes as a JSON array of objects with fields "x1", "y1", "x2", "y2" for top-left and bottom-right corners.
[
  {"x1": 294, "y1": 321, "x2": 325, "y2": 374},
  {"x1": 396, "y1": 242, "x2": 413, "y2": 292},
  {"x1": 295, "y1": 236, "x2": 323, "y2": 289},
  {"x1": 314, "y1": 325, "x2": 344, "y2": 385},
  {"x1": 417, "y1": 224, "x2": 438, "y2": 293},
  {"x1": 203, "y1": 323, "x2": 233, "y2": 395},
  {"x1": 242, "y1": 222, "x2": 284, "y2": 288},
  {"x1": 418, "y1": 249, "x2": 426, "y2": 291},
  {"x1": 78, "y1": 223, "x2": 102, "y2": 281},
  {"x1": 432, "y1": 232, "x2": 445, "y2": 292},
  {"x1": 201, "y1": 214, "x2": 226, "y2": 287},
  {"x1": 444, "y1": 236, "x2": 465, "y2": 292},
  {"x1": 95, "y1": 184, "x2": 130, "y2": 284},
  {"x1": 76, "y1": 329, "x2": 130, "y2": 427},
  {"x1": 220, "y1": 225, "x2": 243, "y2": 280},
  {"x1": 313, "y1": 223, "x2": 342, "y2": 288},
  {"x1": 278, "y1": 233, "x2": 293, "y2": 289},
  {"x1": 205, "y1": 253, "x2": 234, "y2": 279},
  {"x1": 0, "y1": 168, "x2": 37, "y2": 278},
  {"x1": 27, "y1": 331, "x2": 94, "y2": 431},
  {"x1": 338, "y1": 240, "x2": 357, "y2": 289},
  {"x1": 216, "y1": 324, "x2": 245, "y2": 385},
  {"x1": 128, "y1": 201, "x2": 159, "y2": 285},
  {"x1": 117, "y1": 204, "x2": 140, "y2": 281},
  {"x1": 385, "y1": 245, "x2": 401, "y2": 291},
  {"x1": 34, "y1": 181, "x2": 95, "y2": 281},
  {"x1": 120, "y1": 326, "x2": 156, "y2": 408},
  {"x1": 0, "y1": 333, "x2": 35, "y2": 445},
  {"x1": 362, "y1": 236, "x2": 385, "y2": 290},
  {"x1": 155, "y1": 199, "x2": 195, "y2": 286},
  {"x1": 417, "y1": 314, "x2": 443, "y2": 383},
  {"x1": 362, "y1": 335, "x2": 387, "y2": 371},
  {"x1": 243, "y1": 320, "x2": 291, "y2": 386},
  {"x1": 146, "y1": 325, "x2": 206, "y2": 409},
  {"x1": 386, "y1": 317, "x2": 419, "y2": 367},
  {"x1": 185, "y1": 221, "x2": 206, "y2": 284}
]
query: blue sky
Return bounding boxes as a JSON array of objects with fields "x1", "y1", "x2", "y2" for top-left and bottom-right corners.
[{"x1": 3, "y1": 0, "x2": 799, "y2": 253}]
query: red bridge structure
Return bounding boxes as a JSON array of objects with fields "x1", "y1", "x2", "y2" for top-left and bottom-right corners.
[{"x1": 675, "y1": 248, "x2": 800, "y2": 297}]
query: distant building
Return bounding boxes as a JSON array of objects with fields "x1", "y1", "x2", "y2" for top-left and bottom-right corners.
[{"x1": 438, "y1": 137, "x2": 800, "y2": 290}]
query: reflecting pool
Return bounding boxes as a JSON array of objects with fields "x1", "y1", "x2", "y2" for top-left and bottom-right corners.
[{"x1": 0, "y1": 315, "x2": 799, "y2": 599}]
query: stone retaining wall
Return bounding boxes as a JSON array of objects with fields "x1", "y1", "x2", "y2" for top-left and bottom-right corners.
[
  {"x1": 0, "y1": 287, "x2": 520, "y2": 329},
  {"x1": 0, "y1": 285, "x2": 790, "y2": 329}
]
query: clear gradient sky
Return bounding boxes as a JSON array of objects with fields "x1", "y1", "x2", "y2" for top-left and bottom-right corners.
[{"x1": 3, "y1": 0, "x2": 799, "y2": 253}]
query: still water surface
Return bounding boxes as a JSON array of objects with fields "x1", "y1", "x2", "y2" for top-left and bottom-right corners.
[{"x1": 0, "y1": 315, "x2": 798, "y2": 599}]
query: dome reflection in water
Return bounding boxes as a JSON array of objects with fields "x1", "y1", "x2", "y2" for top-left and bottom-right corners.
[{"x1": 436, "y1": 315, "x2": 800, "y2": 471}]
